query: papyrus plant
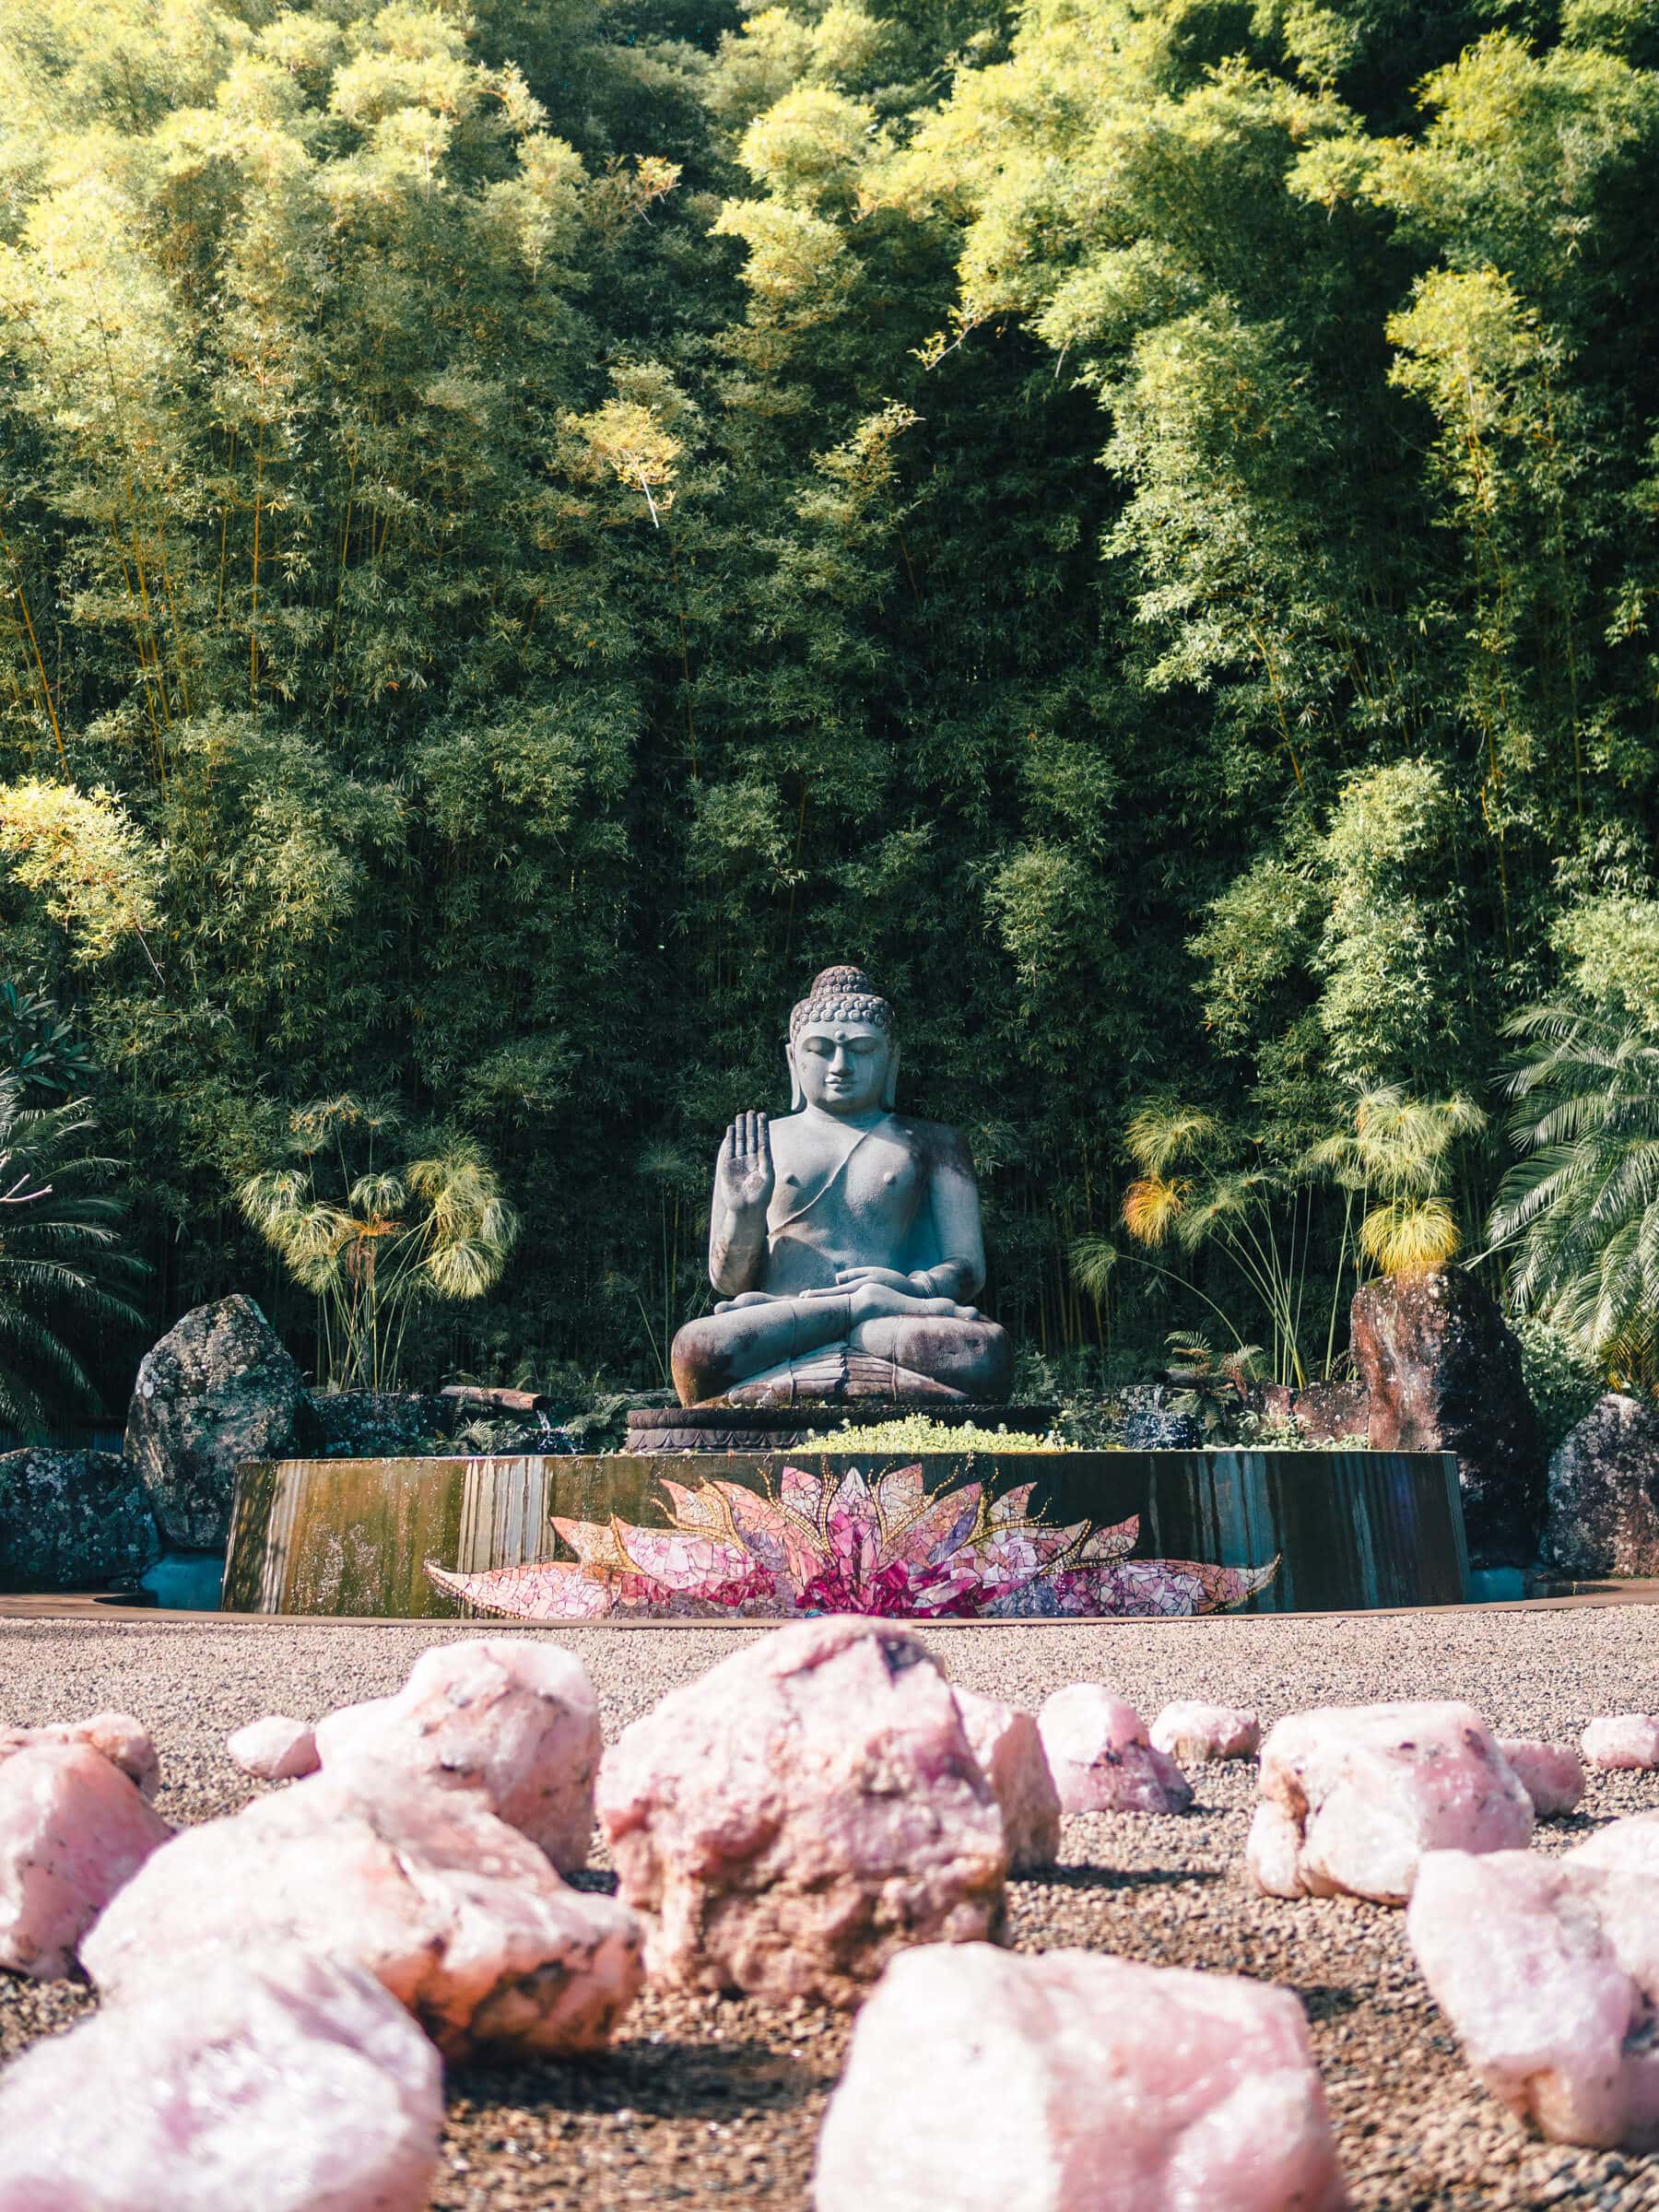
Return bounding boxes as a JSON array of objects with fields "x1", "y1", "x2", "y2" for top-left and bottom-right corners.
[{"x1": 239, "y1": 1096, "x2": 519, "y2": 1392}]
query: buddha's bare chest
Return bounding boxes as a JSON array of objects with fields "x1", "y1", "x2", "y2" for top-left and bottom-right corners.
[{"x1": 769, "y1": 1121, "x2": 925, "y2": 1240}]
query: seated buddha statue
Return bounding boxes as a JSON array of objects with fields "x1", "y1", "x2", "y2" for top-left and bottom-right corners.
[{"x1": 669, "y1": 966, "x2": 1013, "y2": 1407}]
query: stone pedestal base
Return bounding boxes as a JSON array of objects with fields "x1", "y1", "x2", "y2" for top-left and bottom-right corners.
[{"x1": 626, "y1": 1400, "x2": 1056, "y2": 1455}]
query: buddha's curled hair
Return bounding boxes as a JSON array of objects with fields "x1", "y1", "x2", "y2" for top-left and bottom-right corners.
[{"x1": 788, "y1": 965, "x2": 894, "y2": 1044}]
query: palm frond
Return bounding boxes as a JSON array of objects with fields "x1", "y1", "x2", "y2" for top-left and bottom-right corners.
[
  {"x1": 0, "y1": 1074, "x2": 145, "y2": 1430},
  {"x1": 1490, "y1": 1002, "x2": 1659, "y2": 1378}
]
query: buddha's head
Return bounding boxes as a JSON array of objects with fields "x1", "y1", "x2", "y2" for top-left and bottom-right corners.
[{"x1": 787, "y1": 965, "x2": 899, "y2": 1116}]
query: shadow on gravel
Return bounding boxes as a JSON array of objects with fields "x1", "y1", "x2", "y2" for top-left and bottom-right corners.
[
  {"x1": 1289, "y1": 1983, "x2": 1362, "y2": 2022},
  {"x1": 456, "y1": 2039, "x2": 830, "y2": 2119},
  {"x1": 1542, "y1": 1811, "x2": 1603, "y2": 1840},
  {"x1": 1034, "y1": 1864, "x2": 1223, "y2": 1893}
]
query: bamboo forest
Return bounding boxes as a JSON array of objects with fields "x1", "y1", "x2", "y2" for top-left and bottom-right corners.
[{"x1": 4, "y1": 0, "x2": 1659, "y2": 1418}]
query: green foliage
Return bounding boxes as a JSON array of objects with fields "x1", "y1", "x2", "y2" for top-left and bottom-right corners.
[
  {"x1": 1162, "y1": 1331, "x2": 1264, "y2": 1441},
  {"x1": 1510, "y1": 1312, "x2": 1603, "y2": 1454},
  {"x1": 0, "y1": 0, "x2": 1656, "y2": 1395},
  {"x1": 0, "y1": 1077, "x2": 145, "y2": 1433},
  {"x1": 0, "y1": 981, "x2": 94, "y2": 1100}
]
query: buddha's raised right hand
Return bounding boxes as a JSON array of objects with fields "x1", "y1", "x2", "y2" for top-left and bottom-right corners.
[{"x1": 714, "y1": 1110, "x2": 774, "y2": 1219}]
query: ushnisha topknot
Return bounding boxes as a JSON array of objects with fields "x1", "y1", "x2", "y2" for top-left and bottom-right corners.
[{"x1": 788, "y1": 965, "x2": 894, "y2": 1045}]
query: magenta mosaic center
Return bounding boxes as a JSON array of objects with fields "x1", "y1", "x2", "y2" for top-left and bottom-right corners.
[{"x1": 425, "y1": 1463, "x2": 1279, "y2": 1623}]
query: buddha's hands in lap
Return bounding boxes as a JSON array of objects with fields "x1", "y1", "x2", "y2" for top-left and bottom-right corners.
[
  {"x1": 826, "y1": 1265, "x2": 913, "y2": 1294},
  {"x1": 822, "y1": 1274, "x2": 986, "y2": 1318},
  {"x1": 715, "y1": 1112, "x2": 774, "y2": 1219}
]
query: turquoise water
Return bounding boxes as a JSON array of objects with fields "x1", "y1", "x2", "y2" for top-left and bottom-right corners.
[{"x1": 139, "y1": 1551, "x2": 224, "y2": 1610}]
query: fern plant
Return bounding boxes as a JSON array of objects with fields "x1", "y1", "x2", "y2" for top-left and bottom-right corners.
[
  {"x1": 0, "y1": 1076, "x2": 145, "y2": 1435},
  {"x1": 1488, "y1": 1004, "x2": 1659, "y2": 1382}
]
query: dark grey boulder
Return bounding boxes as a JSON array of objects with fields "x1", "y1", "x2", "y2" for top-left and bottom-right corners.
[
  {"x1": 1545, "y1": 1392, "x2": 1659, "y2": 1579},
  {"x1": 125, "y1": 1295, "x2": 307, "y2": 1549},
  {"x1": 1352, "y1": 1266, "x2": 1545, "y2": 1569},
  {"x1": 0, "y1": 1449, "x2": 159, "y2": 1592},
  {"x1": 308, "y1": 1391, "x2": 449, "y2": 1456}
]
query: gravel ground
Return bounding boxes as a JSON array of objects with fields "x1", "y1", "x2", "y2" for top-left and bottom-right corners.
[{"x1": 7, "y1": 1606, "x2": 1659, "y2": 2208}]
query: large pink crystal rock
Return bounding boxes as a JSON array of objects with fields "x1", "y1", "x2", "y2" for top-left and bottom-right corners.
[
  {"x1": 0, "y1": 1712, "x2": 159, "y2": 1799},
  {"x1": 228, "y1": 1714, "x2": 320, "y2": 1782},
  {"x1": 1582, "y1": 1714, "x2": 1659, "y2": 1771},
  {"x1": 1247, "y1": 1701, "x2": 1534, "y2": 1904},
  {"x1": 81, "y1": 1770, "x2": 641, "y2": 2057},
  {"x1": 1571, "y1": 1808, "x2": 1659, "y2": 1877},
  {"x1": 313, "y1": 1637, "x2": 600, "y2": 1871},
  {"x1": 596, "y1": 1616, "x2": 1007, "y2": 2006},
  {"x1": 0, "y1": 1743, "x2": 172, "y2": 1980},
  {"x1": 1407, "y1": 1846, "x2": 1659, "y2": 2147},
  {"x1": 1036, "y1": 1683, "x2": 1194, "y2": 1815},
  {"x1": 0, "y1": 1950, "x2": 442, "y2": 2211},
  {"x1": 1151, "y1": 1700, "x2": 1262, "y2": 1764},
  {"x1": 953, "y1": 1688, "x2": 1061, "y2": 1873},
  {"x1": 1498, "y1": 1738, "x2": 1585, "y2": 1818},
  {"x1": 813, "y1": 1943, "x2": 1348, "y2": 2212}
]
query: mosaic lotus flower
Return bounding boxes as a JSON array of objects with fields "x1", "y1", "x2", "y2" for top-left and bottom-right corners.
[{"x1": 424, "y1": 1463, "x2": 1278, "y2": 1623}]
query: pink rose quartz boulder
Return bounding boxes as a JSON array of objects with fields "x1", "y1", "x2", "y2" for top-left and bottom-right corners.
[
  {"x1": 1498, "y1": 1738, "x2": 1585, "y2": 1818},
  {"x1": 228, "y1": 1715, "x2": 320, "y2": 1782},
  {"x1": 812, "y1": 1943, "x2": 1348, "y2": 2212},
  {"x1": 1036, "y1": 1684, "x2": 1194, "y2": 1815},
  {"x1": 1247, "y1": 1700, "x2": 1534, "y2": 1905},
  {"x1": 313, "y1": 1637, "x2": 600, "y2": 1871},
  {"x1": 1151, "y1": 1700, "x2": 1262, "y2": 1764},
  {"x1": 0, "y1": 1743, "x2": 172, "y2": 1980},
  {"x1": 596, "y1": 1616, "x2": 1007, "y2": 2006},
  {"x1": 953, "y1": 1688, "x2": 1061, "y2": 1873},
  {"x1": 1571, "y1": 1808, "x2": 1659, "y2": 1877},
  {"x1": 0, "y1": 1950, "x2": 442, "y2": 2212},
  {"x1": 1407, "y1": 1843, "x2": 1659, "y2": 2147},
  {"x1": 1581, "y1": 1714, "x2": 1659, "y2": 1771},
  {"x1": 0, "y1": 1712, "x2": 159, "y2": 1800},
  {"x1": 81, "y1": 1769, "x2": 641, "y2": 2058}
]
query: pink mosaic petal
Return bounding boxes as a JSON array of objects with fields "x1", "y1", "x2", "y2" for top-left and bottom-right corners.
[
  {"x1": 425, "y1": 1560, "x2": 618, "y2": 1621},
  {"x1": 1077, "y1": 1514, "x2": 1140, "y2": 1563},
  {"x1": 780, "y1": 1463, "x2": 823, "y2": 1523},
  {"x1": 656, "y1": 1479, "x2": 728, "y2": 1534},
  {"x1": 884, "y1": 1480, "x2": 982, "y2": 1569},
  {"x1": 1180, "y1": 1556, "x2": 1281, "y2": 1609},
  {"x1": 969, "y1": 1519, "x2": 1089, "y2": 1596},
  {"x1": 616, "y1": 1525, "x2": 753, "y2": 1593},
  {"x1": 711, "y1": 1483, "x2": 822, "y2": 1593},
  {"x1": 547, "y1": 1516, "x2": 629, "y2": 1571},
  {"x1": 874, "y1": 1461, "x2": 925, "y2": 1528},
  {"x1": 987, "y1": 1482, "x2": 1037, "y2": 1525}
]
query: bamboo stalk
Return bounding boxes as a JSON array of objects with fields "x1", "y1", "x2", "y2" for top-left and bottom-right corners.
[{"x1": 0, "y1": 521, "x2": 65, "y2": 768}]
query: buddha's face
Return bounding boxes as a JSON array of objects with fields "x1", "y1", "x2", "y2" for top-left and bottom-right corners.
[{"x1": 790, "y1": 1020, "x2": 895, "y2": 1116}]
